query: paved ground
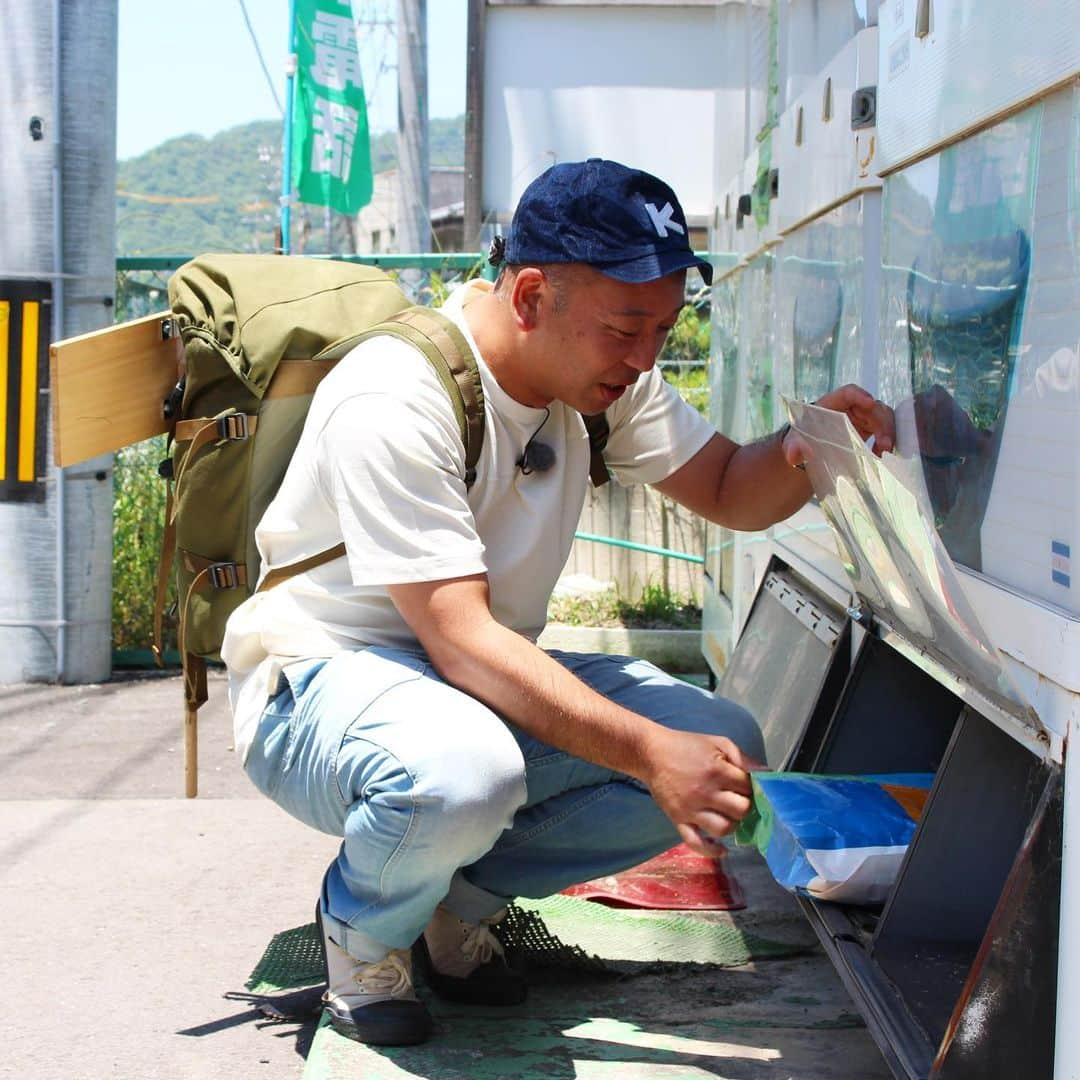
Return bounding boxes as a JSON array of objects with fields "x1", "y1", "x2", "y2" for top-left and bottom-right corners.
[{"x1": 1, "y1": 669, "x2": 893, "y2": 1080}]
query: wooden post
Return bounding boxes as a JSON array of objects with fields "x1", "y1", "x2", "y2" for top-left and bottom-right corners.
[
  {"x1": 661, "y1": 496, "x2": 671, "y2": 598},
  {"x1": 185, "y1": 704, "x2": 198, "y2": 798}
]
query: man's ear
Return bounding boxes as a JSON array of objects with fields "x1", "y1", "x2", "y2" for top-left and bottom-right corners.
[{"x1": 509, "y1": 267, "x2": 547, "y2": 331}]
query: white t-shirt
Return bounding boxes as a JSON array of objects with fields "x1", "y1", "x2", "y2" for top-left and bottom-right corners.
[{"x1": 222, "y1": 280, "x2": 716, "y2": 759}]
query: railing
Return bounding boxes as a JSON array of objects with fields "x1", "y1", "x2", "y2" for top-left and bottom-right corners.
[
  {"x1": 116, "y1": 253, "x2": 492, "y2": 273},
  {"x1": 572, "y1": 533, "x2": 704, "y2": 565},
  {"x1": 114, "y1": 252, "x2": 494, "y2": 323}
]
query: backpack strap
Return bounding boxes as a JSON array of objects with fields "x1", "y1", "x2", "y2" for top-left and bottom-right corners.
[
  {"x1": 169, "y1": 413, "x2": 259, "y2": 524},
  {"x1": 151, "y1": 479, "x2": 177, "y2": 668},
  {"x1": 258, "y1": 542, "x2": 346, "y2": 594},
  {"x1": 314, "y1": 306, "x2": 485, "y2": 486},
  {"x1": 255, "y1": 307, "x2": 485, "y2": 594},
  {"x1": 582, "y1": 411, "x2": 611, "y2": 487}
]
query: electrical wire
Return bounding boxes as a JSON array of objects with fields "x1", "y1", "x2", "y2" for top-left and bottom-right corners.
[{"x1": 236, "y1": 0, "x2": 284, "y2": 116}]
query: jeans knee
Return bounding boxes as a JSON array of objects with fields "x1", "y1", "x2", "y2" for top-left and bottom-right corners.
[
  {"x1": 429, "y1": 733, "x2": 525, "y2": 828},
  {"x1": 718, "y1": 701, "x2": 766, "y2": 765},
  {"x1": 341, "y1": 740, "x2": 524, "y2": 867}
]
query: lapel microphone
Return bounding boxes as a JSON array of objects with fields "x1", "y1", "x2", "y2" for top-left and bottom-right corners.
[{"x1": 517, "y1": 407, "x2": 556, "y2": 475}]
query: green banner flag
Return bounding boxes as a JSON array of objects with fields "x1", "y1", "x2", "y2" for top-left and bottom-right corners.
[{"x1": 291, "y1": 0, "x2": 373, "y2": 214}]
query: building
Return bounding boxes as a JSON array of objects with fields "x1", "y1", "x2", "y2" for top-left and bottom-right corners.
[{"x1": 355, "y1": 166, "x2": 465, "y2": 254}]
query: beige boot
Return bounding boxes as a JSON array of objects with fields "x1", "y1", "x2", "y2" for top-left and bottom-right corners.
[
  {"x1": 317, "y1": 903, "x2": 432, "y2": 1045},
  {"x1": 414, "y1": 904, "x2": 528, "y2": 1005}
]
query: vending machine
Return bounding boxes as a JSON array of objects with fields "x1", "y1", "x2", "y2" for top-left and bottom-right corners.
[{"x1": 705, "y1": 2, "x2": 1079, "y2": 1074}]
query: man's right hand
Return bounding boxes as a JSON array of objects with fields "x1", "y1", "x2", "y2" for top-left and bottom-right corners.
[
  {"x1": 640, "y1": 727, "x2": 759, "y2": 855},
  {"x1": 388, "y1": 573, "x2": 761, "y2": 855}
]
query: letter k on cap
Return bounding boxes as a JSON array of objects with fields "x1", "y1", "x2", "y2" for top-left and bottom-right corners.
[{"x1": 645, "y1": 201, "x2": 685, "y2": 238}]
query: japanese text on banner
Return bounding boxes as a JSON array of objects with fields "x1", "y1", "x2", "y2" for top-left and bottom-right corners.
[{"x1": 291, "y1": 0, "x2": 374, "y2": 215}]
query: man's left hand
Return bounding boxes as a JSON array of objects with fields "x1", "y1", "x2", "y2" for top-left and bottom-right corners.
[{"x1": 781, "y1": 384, "x2": 896, "y2": 470}]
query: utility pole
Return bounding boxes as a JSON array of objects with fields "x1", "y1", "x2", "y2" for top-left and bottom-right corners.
[
  {"x1": 397, "y1": 0, "x2": 429, "y2": 289},
  {"x1": 464, "y1": 0, "x2": 486, "y2": 250},
  {"x1": 0, "y1": 0, "x2": 116, "y2": 683}
]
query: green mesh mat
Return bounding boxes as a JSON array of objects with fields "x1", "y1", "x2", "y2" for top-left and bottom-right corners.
[
  {"x1": 505, "y1": 894, "x2": 805, "y2": 968},
  {"x1": 246, "y1": 922, "x2": 324, "y2": 994},
  {"x1": 246, "y1": 893, "x2": 806, "y2": 995}
]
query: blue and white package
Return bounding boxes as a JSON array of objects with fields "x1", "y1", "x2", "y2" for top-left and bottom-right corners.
[{"x1": 735, "y1": 772, "x2": 935, "y2": 904}]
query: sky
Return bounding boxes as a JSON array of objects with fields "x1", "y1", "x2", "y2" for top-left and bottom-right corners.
[{"x1": 116, "y1": 0, "x2": 468, "y2": 161}]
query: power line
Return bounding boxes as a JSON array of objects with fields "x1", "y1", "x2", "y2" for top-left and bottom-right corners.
[{"x1": 236, "y1": 0, "x2": 284, "y2": 116}]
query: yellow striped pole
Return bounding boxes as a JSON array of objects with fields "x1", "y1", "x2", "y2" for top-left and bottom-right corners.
[
  {"x1": 18, "y1": 300, "x2": 39, "y2": 483},
  {"x1": 0, "y1": 283, "x2": 50, "y2": 500}
]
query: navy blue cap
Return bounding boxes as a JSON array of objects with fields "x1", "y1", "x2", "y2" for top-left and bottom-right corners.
[{"x1": 500, "y1": 159, "x2": 712, "y2": 286}]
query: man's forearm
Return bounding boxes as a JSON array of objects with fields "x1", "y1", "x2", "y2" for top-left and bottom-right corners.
[
  {"x1": 431, "y1": 615, "x2": 662, "y2": 781},
  {"x1": 656, "y1": 426, "x2": 812, "y2": 532},
  {"x1": 716, "y1": 428, "x2": 812, "y2": 530},
  {"x1": 387, "y1": 574, "x2": 757, "y2": 845}
]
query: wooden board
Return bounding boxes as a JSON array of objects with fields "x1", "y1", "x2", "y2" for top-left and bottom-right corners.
[{"x1": 50, "y1": 311, "x2": 182, "y2": 466}]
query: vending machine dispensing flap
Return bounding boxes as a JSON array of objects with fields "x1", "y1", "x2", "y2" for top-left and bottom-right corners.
[{"x1": 786, "y1": 399, "x2": 1047, "y2": 745}]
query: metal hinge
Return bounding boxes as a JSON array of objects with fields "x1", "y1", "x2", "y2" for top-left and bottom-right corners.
[{"x1": 764, "y1": 572, "x2": 842, "y2": 648}]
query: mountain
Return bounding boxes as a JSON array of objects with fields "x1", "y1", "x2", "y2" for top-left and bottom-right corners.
[{"x1": 116, "y1": 115, "x2": 465, "y2": 257}]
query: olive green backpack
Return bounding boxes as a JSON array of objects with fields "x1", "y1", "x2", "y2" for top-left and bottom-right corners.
[
  {"x1": 154, "y1": 253, "x2": 611, "y2": 794},
  {"x1": 151, "y1": 254, "x2": 488, "y2": 792}
]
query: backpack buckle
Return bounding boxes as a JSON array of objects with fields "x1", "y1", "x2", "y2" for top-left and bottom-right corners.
[
  {"x1": 208, "y1": 562, "x2": 242, "y2": 589},
  {"x1": 217, "y1": 414, "x2": 251, "y2": 441}
]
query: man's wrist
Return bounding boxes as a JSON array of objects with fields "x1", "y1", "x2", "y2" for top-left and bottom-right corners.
[{"x1": 629, "y1": 718, "x2": 668, "y2": 786}]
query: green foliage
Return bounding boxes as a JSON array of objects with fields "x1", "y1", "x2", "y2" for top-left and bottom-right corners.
[
  {"x1": 548, "y1": 583, "x2": 702, "y2": 630},
  {"x1": 631, "y1": 581, "x2": 699, "y2": 626},
  {"x1": 116, "y1": 115, "x2": 466, "y2": 257},
  {"x1": 659, "y1": 301, "x2": 711, "y2": 417},
  {"x1": 117, "y1": 122, "x2": 282, "y2": 257},
  {"x1": 389, "y1": 263, "x2": 491, "y2": 308},
  {"x1": 660, "y1": 303, "x2": 711, "y2": 366},
  {"x1": 115, "y1": 269, "x2": 174, "y2": 322},
  {"x1": 426, "y1": 117, "x2": 467, "y2": 170},
  {"x1": 112, "y1": 436, "x2": 175, "y2": 653}
]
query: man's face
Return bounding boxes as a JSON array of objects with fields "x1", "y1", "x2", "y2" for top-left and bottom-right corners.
[{"x1": 533, "y1": 267, "x2": 687, "y2": 414}]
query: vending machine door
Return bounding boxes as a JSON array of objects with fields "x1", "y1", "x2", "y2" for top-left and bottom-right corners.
[
  {"x1": 717, "y1": 562, "x2": 848, "y2": 769},
  {"x1": 785, "y1": 398, "x2": 1048, "y2": 753}
]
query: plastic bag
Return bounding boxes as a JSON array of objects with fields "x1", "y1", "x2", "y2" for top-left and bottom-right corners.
[{"x1": 735, "y1": 772, "x2": 934, "y2": 904}]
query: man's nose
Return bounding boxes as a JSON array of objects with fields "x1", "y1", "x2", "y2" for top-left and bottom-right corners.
[{"x1": 626, "y1": 335, "x2": 658, "y2": 373}]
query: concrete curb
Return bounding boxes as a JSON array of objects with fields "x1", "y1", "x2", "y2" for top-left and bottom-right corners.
[{"x1": 537, "y1": 625, "x2": 704, "y2": 673}]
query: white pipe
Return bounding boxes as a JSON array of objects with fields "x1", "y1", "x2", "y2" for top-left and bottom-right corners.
[{"x1": 52, "y1": 0, "x2": 66, "y2": 682}]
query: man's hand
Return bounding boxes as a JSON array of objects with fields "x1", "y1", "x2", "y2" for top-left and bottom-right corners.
[
  {"x1": 640, "y1": 726, "x2": 760, "y2": 854},
  {"x1": 388, "y1": 575, "x2": 763, "y2": 853},
  {"x1": 781, "y1": 384, "x2": 896, "y2": 470}
]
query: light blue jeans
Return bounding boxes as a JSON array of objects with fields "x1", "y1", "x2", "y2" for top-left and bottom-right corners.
[{"x1": 244, "y1": 646, "x2": 763, "y2": 961}]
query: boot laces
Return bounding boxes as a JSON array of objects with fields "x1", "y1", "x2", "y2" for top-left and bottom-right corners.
[
  {"x1": 461, "y1": 909, "x2": 507, "y2": 966},
  {"x1": 331, "y1": 948, "x2": 413, "y2": 1000}
]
